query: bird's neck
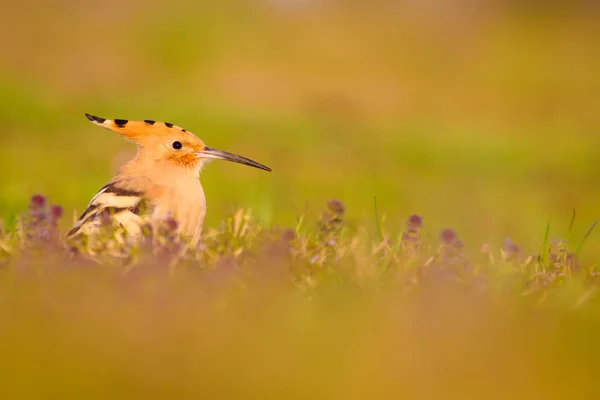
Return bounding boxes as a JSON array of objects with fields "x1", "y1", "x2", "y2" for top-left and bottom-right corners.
[{"x1": 153, "y1": 175, "x2": 207, "y2": 243}]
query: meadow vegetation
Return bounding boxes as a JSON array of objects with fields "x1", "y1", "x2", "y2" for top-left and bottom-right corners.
[
  {"x1": 1, "y1": 193, "x2": 600, "y2": 398},
  {"x1": 1, "y1": 0, "x2": 600, "y2": 398}
]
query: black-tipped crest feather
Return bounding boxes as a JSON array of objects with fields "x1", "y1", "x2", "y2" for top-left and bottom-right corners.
[{"x1": 85, "y1": 113, "x2": 105, "y2": 123}]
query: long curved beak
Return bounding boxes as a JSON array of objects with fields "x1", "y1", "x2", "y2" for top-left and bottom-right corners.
[{"x1": 198, "y1": 147, "x2": 272, "y2": 172}]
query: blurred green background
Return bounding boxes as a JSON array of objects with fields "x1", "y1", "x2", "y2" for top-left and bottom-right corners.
[{"x1": 1, "y1": 0, "x2": 599, "y2": 251}]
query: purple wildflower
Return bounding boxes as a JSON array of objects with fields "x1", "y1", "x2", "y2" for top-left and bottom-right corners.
[
  {"x1": 407, "y1": 214, "x2": 423, "y2": 229},
  {"x1": 440, "y1": 229, "x2": 458, "y2": 245}
]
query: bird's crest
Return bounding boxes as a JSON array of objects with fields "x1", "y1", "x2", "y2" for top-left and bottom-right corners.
[{"x1": 85, "y1": 113, "x2": 194, "y2": 144}]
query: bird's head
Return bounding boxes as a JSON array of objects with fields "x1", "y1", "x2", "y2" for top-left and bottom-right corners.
[{"x1": 85, "y1": 113, "x2": 271, "y2": 174}]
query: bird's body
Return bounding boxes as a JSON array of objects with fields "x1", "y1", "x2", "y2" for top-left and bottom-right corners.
[{"x1": 67, "y1": 114, "x2": 270, "y2": 246}]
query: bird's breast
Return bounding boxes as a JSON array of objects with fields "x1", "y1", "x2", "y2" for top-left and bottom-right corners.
[{"x1": 150, "y1": 180, "x2": 206, "y2": 242}]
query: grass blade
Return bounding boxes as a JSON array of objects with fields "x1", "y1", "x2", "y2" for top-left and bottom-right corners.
[
  {"x1": 540, "y1": 220, "x2": 551, "y2": 264},
  {"x1": 576, "y1": 220, "x2": 598, "y2": 256},
  {"x1": 567, "y1": 208, "x2": 576, "y2": 235}
]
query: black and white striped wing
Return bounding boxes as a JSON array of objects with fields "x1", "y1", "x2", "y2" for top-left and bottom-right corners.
[{"x1": 67, "y1": 181, "x2": 149, "y2": 238}]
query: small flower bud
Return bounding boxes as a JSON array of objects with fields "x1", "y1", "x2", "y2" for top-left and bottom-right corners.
[
  {"x1": 440, "y1": 228, "x2": 458, "y2": 245},
  {"x1": 327, "y1": 199, "x2": 345, "y2": 215},
  {"x1": 502, "y1": 238, "x2": 521, "y2": 259},
  {"x1": 30, "y1": 194, "x2": 47, "y2": 210},
  {"x1": 281, "y1": 229, "x2": 296, "y2": 241},
  {"x1": 164, "y1": 217, "x2": 179, "y2": 232},
  {"x1": 50, "y1": 205, "x2": 64, "y2": 220},
  {"x1": 407, "y1": 214, "x2": 423, "y2": 229}
]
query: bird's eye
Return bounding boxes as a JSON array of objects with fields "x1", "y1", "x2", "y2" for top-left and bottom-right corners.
[{"x1": 172, "y1": 141, "x2": 183, "y2": 150}]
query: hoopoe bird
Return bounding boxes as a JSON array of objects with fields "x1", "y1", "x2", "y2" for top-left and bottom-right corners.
[{"x1": 67, "y1": 113, "x2": 271, "y2": 246}]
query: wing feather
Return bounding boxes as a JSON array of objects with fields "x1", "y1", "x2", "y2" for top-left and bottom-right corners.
[{"x1": 67, "y1": 181, "x2": 151, "y2": 239}]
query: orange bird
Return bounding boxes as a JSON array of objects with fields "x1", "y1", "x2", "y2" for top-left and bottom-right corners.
[{"x1": 67, "y1": 114, "x2": 271, "y2": 245}]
